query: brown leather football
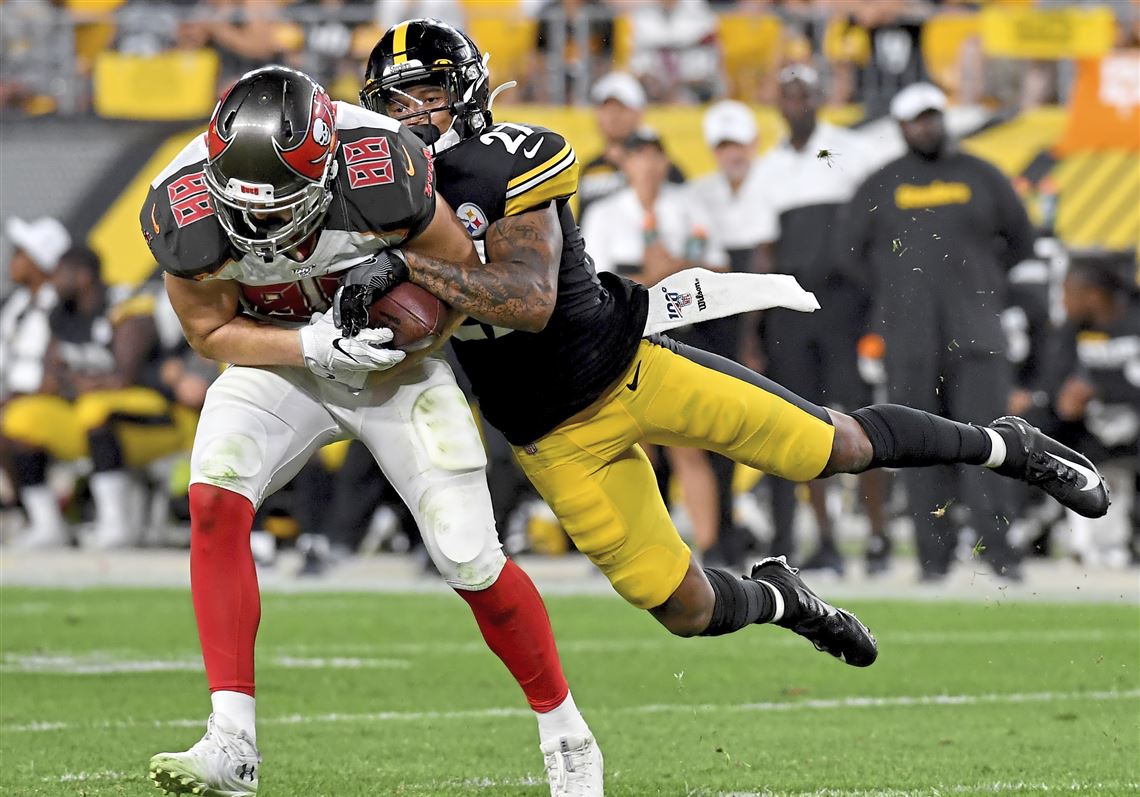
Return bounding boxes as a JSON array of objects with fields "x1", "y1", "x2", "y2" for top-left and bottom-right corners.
[{"x1": 366, "y1": 282, "x2": 449, "y2": 351}]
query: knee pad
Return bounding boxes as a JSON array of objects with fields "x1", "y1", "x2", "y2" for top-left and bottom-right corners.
[
  {"x1": 411, "y1": 384, "x2": 487, "y2": 472},
  {"x1": 418, "y1": 477, "x2": 505, "y2": 591},
  {"x1": 190, "y1": 427, "x2": 268, "y2": 506}
]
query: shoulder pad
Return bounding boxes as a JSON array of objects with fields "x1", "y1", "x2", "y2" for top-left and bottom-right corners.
[
  {"x1": 333, "y1": 122, "x2": 436, "y2": 244},
  {"x1": 333, "y1": 101, "x2": 401, "y2": 134},
  {"x1": 141, "y1": 135, "x2": 232, "y2": 280},
  {"x1": 504, "y1": 127, "x2": 578, "y2": 217}
]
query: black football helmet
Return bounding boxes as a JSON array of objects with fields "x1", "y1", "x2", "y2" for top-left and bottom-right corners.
[
  {"x1": 205, "y1": 66, "x2": 338, "y2": 261},
  {"x1": 361, "y1": 18, "x2": 496, "y2": 151}
]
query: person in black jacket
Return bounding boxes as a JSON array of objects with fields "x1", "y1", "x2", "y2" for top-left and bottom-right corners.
[{"x1": 838, "y1": 83, "x2": 1036, "y2": 581}]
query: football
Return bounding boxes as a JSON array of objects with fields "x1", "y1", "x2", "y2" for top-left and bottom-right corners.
[{"x1": 366, "y1": 282, "x2": 450, "y2": 351}]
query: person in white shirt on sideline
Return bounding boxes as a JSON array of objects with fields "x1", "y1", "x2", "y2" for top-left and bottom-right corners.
[
  {"x1": 682, "y1": 100, "x2": 783, "y2": 568},
  {"x1": 750, "y1": 65, "x2": 891, "y2": 577},
  {"x1": 578, "y1": 72, "x2": 686, "y2": 219},
  {"x1": 0, "y1": 217, "x2": 69, "y2": 401},
  {"x1": 0, "y1": 217, "x2": 69, "y2": 539},
  {"x1": 581, "y1": 126, "x2": 737, "y2": 567}
]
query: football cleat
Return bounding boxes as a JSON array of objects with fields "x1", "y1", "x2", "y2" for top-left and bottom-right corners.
[
  {"x1": 988, "y1": 416, "x2": 1110, "y2": 519},
  {"x1": 540, "y1": 733, "x2": 604, "y2": 796},
  {"x1": 750, "y1": 556, "x2": 878, "y2": 667},
  {"x1": 149, "y1": 713, "x2": 259, "y2": 797}
]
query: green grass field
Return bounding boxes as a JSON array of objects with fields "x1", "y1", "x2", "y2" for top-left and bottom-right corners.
[{"x1": 1, "y1": 587, "x2": 1137, "y2": 797}]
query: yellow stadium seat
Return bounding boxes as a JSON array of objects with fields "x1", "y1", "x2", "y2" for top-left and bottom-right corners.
[
  {"x1": 466, "y1": 7, "x2": 536, "y2": 88},
  {"x1": 274, "y1": 22, "x2": 305, "y2": 55},
  {"x1": 353, "y1": 24, "x2": 385, "y2": 60},
  {"x1": 824, "y1": 17, "x2": 870, "y2": 66},
  {"x1": 921, "y1": 13, "x2": 980, "y2": 98},
  {"x1": 66, "y1": 0, "x2": 127, "y2": 13},
  {"x1": 612, "y1": 14, "x2": 633, "y2": 68},
  {"x1": 93, "y1": 49, "x2": 219, "y2": 121},
  {"x1": 718, "y1": 13, "x2": 782, "y2": 100},
  {"x1": 74, "y1": 22, "x2": 117, "y2": 74}
]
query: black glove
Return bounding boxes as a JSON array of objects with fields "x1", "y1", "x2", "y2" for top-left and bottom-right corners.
[{"x1": 333, "y1": 248, "x2": 409, "y2": 338}]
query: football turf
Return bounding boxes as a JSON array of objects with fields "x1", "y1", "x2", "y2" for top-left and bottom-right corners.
[{"x1": 1, "y1": 586, "x2": 1137, "y2": 797}]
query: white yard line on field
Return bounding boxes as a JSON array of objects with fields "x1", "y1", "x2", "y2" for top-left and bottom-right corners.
[
  {"x1": 717, "y1": 781, "x2": 1140, "y2": 797},
  {"x1": 0, "y1": 653, "x2": 408, "y2": 675},
  {"x1": 5, "y1": 688, "x2": 1138, "y2": 734},
  {"x1": 272, "y1": 627, "x2": 1134, "y2": 657},
  {"x1": 45, "y1": 770, "x2": 135, "y2": 783}
]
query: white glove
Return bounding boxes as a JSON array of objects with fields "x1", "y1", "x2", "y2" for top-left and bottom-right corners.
[{"x1": 300, "y1": 311, "x2": 406, "y2": 389}]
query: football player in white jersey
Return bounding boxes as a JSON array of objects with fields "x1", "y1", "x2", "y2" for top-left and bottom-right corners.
[{"x1": 141, "y1": 66, "x2": 600, "y2": 797}]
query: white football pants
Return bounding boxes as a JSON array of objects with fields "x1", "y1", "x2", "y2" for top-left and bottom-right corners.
[{"x1": 189, "y1": 357, "x2": 505, "y2": 589}]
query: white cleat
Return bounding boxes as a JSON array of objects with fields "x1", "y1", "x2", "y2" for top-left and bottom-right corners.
[
  {"x1": 541, "y1": 733, "x2": 604, "y2": 796},
  {"x1": 149, "y1": 713, "x2": 259, "y2": 797}
]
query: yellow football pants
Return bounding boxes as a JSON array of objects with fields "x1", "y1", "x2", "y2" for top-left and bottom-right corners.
[
  {"x1": 513, "y1": 338, "x2": 835, "y2": 610},
  {"x1": 1, "y1": 388, "x2": 192, "y2": 468}
]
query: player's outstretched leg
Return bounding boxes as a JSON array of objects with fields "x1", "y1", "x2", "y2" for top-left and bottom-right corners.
[
  {"x1": 151, "y1": 483, "x2": 261, "y2": 796},
  {"x1": 150, "y1": 713, "x2": 260, "y2": 797},
  {"x1": 843, "y1": 405, "x2": 1110, "y2": 518}
]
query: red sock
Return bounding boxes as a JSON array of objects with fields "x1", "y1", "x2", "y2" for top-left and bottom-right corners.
[
  {"x1": 455, "y1": 559, "x2": 569, "y2": 713},
  {"x1": 189, "y1": 483, "x2": 259, "y2": 697}
]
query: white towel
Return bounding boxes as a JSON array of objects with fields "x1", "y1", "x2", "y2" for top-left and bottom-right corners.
[{"x1": 643, "y1": 268, "x2": 820, "y2": 337}]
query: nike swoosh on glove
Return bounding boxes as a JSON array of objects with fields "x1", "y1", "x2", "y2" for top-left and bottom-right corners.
[
  {"x1": 333, "y1": 249, "x2": 409, "y2": 338},
  {"x1": 300, "y1": 311, "x2": 405, "y2": 390}
]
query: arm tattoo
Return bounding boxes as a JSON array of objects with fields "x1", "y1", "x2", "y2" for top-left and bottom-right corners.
[{"x1": 405, "y1": 206, "x2": 561, "y2": 332}]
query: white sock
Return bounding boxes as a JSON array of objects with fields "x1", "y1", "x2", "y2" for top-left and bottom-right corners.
[
  {"x1": 981, "y1": 427, "x2": 1007, "y2": 469},
  {"x1": 212, "y1": 691, "x2": 257, "y2": 744},
  {"x1": 19, "y1": 484, "x2": 66, "y2": 541},
  {"x1": 89, "y1": 471, "x2": 137, "y2": 547},
  {"x1": 535, "y1": 690, "x2": 590, "y2": 745}
]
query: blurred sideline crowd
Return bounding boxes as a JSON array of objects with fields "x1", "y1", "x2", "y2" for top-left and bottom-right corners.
[
  {"x1": 3, "y1": 70, "x2": 1137, "y2": 582},
  {"x1": 1, "y1": 0, "x2": 1138, "y2": 583},
  {"x1": 5, "y1": 0, "x2": 1140, "y2": 116}
]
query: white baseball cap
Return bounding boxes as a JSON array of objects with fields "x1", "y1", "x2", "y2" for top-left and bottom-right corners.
[
  {"x1": 591, "y1": 71, "x2": 647, "y2": 111},
  {"x1": 703, "y1": 100, "x2": 758, "y2": 148},
  {"x1": 890, "y1": 82, "x2": 948, "y2": 122},
  {"x1": 5, "y1": 217, "x2": 71, "y2": 272}
]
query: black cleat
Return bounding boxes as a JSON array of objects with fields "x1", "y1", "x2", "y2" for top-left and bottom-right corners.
[
  {"x1": 750, "y1": 556, "x2": 878, "y2": 667},
  {"x1": 988, "y1": 416, "x2": 1110, "y2": 519}
]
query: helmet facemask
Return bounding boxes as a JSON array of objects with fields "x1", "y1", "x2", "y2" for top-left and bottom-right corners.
[
  {"x1": 204, "y1": 159, "x2": 337, "y2": 262},
  {"x1": 361, "y1": 58, "x2": 490, "y2": 154},
  {"x1": 204, "y1": 66, "x2": 340, "y2": 263}
]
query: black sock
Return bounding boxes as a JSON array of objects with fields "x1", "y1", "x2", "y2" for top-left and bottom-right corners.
[
  {"x1": 13, "y1": 449, "x2": 48, "y2": 487},
  {"x1": 87, "y1": 424, "x2": 125, "y2": 472},
  {"x1": 699, "y1": 568, "x2": 778, "y2": 636},
  {"x1": 850, "y1": 404, "x2": 992, "y2": 469}
]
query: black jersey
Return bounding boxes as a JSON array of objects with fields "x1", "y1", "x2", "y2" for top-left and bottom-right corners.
[
  {"x1": 50, "y1": 288, "x2": 166, "y2": 394},
  {"x1": 435, "y1": 122, "x2": 648, "y2": 445},
  {"x1": 141, "y1": 103, "x2": 436, "y2": 325}
]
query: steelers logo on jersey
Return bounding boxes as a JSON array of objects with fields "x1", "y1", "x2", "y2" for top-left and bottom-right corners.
[{"x1": 456, "y1": 202, "x2": 489, "y2": 238}]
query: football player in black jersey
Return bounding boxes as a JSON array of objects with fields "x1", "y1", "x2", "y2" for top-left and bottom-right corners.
[
  {"x1": 140, "y1": 66, "x2": 601, "y2": 797},
  {"x1": 355, "y1": 17, "x2": 1110, "y2": 676}
]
